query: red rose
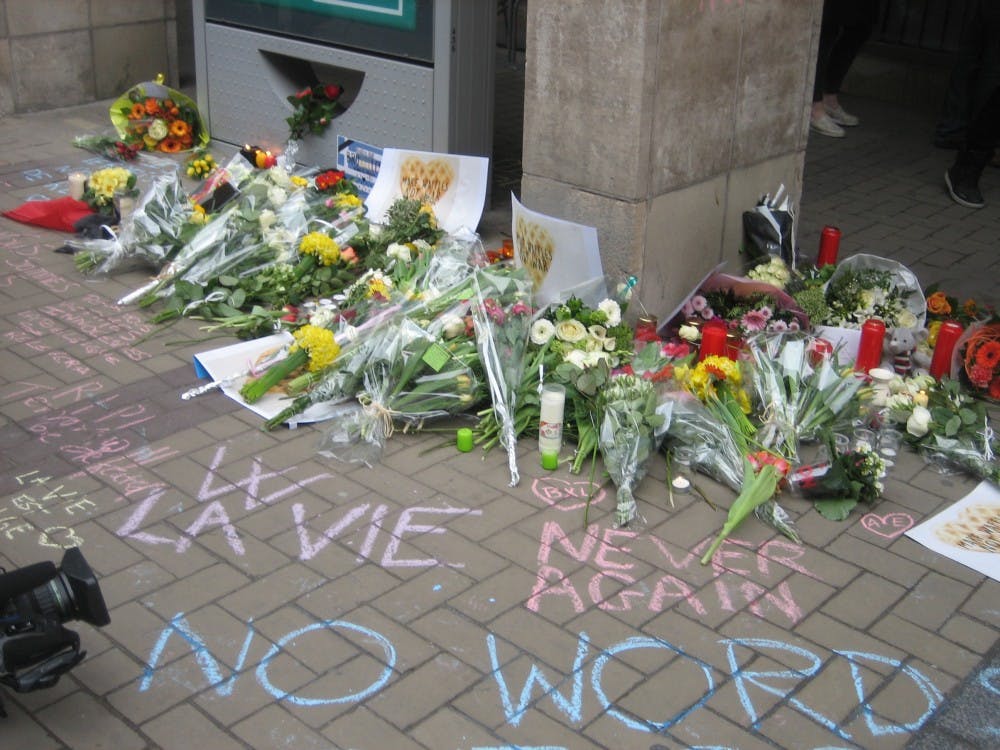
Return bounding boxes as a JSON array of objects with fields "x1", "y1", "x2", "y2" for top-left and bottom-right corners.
[
  {"x1": 295, "y1": 87, "x2": 312, "y2": 99},
  {"x1": 281, "y1": 305, "x2": 298, "y2": 322},
  {"x1": 989, "y1": 377, "x2": 1000, "y2": 401},
  {"x1": 323, "y1": 84, "x2": 343, "y2": 99}
]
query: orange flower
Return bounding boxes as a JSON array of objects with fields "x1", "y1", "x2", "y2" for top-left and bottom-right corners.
[
  {"x1": 169, "y1": 120, "x2": 190, "y2": 138},
  {"x1": 158, "y1": 137, "x2": 182, "y2": 153},
  {"x1": 130, "y1": 102, "x2": 146, "y2": 119},
  {"x1": 144, "y1": 98, "x2": 161, "y2": 115},
  {"x1": 926, "y1": 291, "x2": 952, "y2": 316},
  {"x1": 974, "y1": 340, "x2": 1000, "y2": 369},
  {"x1": 180, "y1": 132, "x2": 193, "y2": 147},
  {"x1": 963, "y1": 299, "x2": 979, "y2": 318}
]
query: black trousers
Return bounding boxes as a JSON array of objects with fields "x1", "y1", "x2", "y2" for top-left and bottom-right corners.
[{"x1": 813, "y1": 0, "x2": 878, "y2": 102}]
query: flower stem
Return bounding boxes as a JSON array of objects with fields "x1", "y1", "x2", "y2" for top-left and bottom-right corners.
[{"x1": 241, "y1": 349, "x2": 307, "y2": 404}]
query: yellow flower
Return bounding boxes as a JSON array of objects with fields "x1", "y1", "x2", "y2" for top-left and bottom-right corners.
[
  {"x1": 290, "y1": 175, "x2": 309, "y2": 188},
  {"x1": 291, "y1": 324, "x2": 340, "y2": 372},
  {"x1": 927, "y1": 319, "x2": 942, "y2": 347},
  {"x1": 298, "y1": 231, "x2": 340, "y2": 265},
  {"x1": 190, "y1": 203, "x2": 207, "y2": 224},
  {"x1": 419, "y1": 202, "x2": 438, "y2": 229},
  {"x1": 335, "y1": 194, "x2": 363, "y2": 209}
]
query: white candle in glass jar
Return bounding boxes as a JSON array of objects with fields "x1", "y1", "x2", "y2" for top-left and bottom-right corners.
[
  {"x1": 68, "y1": 172, "x2": 87, "y2": 200},
  {"x1": 538, "y1": 383, "x2": 566, "y2": 454}
]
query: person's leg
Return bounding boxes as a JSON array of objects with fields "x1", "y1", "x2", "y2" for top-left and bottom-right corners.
[
  {"x1": 811, "y1": 2, "x2": 846, "y2": 137},
  {"x1": 821, "y1": 3, "x2": 876, "y2": 124},
  {"x1": 935, "y1": 0, "x2": 986, "y2": 146},
  {"x1": 945, "y1": 84, "x2": 1000, "y2": 208}
]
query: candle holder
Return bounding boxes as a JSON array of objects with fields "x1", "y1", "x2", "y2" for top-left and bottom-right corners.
[
  {"x1": 68, "y1": 172, "x2": 87, "y2": 201},
  {"x1": 816, "y1": 225, "x2": 841, "y2": 267},
  {"x1": 456, "y1": 428, "x2": 474, "y2": 453},
  {"x1": 538, "y1": 383, "x2": 566, "y2": 455},
  {"x1": 698, "y1": 320, "x2": 728, "y2": 361},
  {"x1": 855, "y1": 319, "x2": 886, "y2": 374},
  {"x1": 929, "y1": 320, "x2": 963, "y2": 380}
]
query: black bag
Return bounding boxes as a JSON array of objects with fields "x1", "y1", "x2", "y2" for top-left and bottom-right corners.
[{"x1": 741, "y1": 186, "x2": 795, "y2": 271}]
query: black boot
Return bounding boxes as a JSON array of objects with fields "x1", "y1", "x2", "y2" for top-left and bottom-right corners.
[{"x1": 945, "y1": 149, "x2": 991, "y2": 208}]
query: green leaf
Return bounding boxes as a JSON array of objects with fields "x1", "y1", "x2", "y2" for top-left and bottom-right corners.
[
  {"x1": 959, "y1": 408, "x2": 978, "y2": 426},
  {"x1": 219, "y1": 275, "x2": 239, "y2": 287},
  {"x1": 175, "y1": 279, "x2": 203, "y2": 301},
  {"x1": 814, "y1": 498, "x2": 857, "y2": 521},
  {"x1": 229, "y1": 288, "x2": 246, "y2": 309},
  {"x1": 945, "y1": 415, "x2": 961, "y2": 437}
]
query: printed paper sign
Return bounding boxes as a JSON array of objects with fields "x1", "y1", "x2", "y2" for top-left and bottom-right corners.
[
  {"x1": 364, "y1": 148, "x2": 489, "y2": 234},
  {"x1": 511, "y1": 194, "x2": 605, "y2": 307},
  {"x1": 906, "y1": 480, "x2": 1000, "y2": 582},
  {"x1": 337, "y1": 136, "x2": 383, "y2": 200}
]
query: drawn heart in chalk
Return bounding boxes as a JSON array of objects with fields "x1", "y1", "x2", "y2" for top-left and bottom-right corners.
[
  {"x1": 398, "y1": 156, "x2": 455, "y2": 204},
  {"x1": 531, "y1": 476, "x2": 606, "y2": 512},
  {"x1": 860, "y1": 512, "x2": 914, "y2": 539},
  {"x1": 515, "y1": 216, "x2": 555, "y2": 288}
]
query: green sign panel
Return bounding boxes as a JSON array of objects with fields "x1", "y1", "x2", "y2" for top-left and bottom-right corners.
[{"x1": 255, "y1": 0, "x2": 418, "y2": 30}]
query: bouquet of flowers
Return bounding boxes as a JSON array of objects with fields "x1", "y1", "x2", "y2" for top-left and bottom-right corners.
[
  {"x1": 701, "y1": 453, "x2": 784, "y2": 565},
  {"x1": 287, "y1": 83, "x2": 345, "y2": 141},
  {"x1": 73, "y1": 134, "x2": 142, "y2": 161},
  {"x1": 110, "y1": 75, "x2": 208, "y2": 153},
  {"x1": 82, "y1": 166, "x2": 137, "y2": 214},
  {"x1": 658, "y1": 390, "x2": 746, "y2": 491},
  {"x1": 820, "y1": 254, "x2": 924, "y2": 330},
  {"x1": 597, "y1": 374, "x2": 668, "y2": 526},
  {"x1": 72, "y1": 171, "x2": 198, "y2": 274},
  {"x1": 957, "y1": 322, "x2": 1000, "y2": 402},
  {"x1": 787, "y1": 437, "x2": 886, "y2": 520},
  {"x1": 885, "y1": 377, "x2": 999, "y2": 483},
  {"x1": 745, "y1": 333, "x2": 864, "y2": 460},
  {"x1": 472, "y1": 265, "x2": 534, "y2": 485}
]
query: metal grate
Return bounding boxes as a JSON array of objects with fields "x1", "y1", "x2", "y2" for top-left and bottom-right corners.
[{"x1": 875, "y1": 0, "x2": 973, "y2": 53}]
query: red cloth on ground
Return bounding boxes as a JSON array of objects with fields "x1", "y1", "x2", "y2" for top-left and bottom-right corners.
[{"x1": 2, "y1": 196, "x2": 95, "y2": 232}]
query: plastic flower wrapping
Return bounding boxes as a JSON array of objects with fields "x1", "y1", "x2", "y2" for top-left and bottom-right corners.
[
  {"x1": 597, "y1": 374, "x2": 669, "y2": 527},
  {"x1": 819, "y1": 253, "x2": 925, "y2": 330},
  {"x1": 471, "y1": 265, "x2": 535, "y2": 485},
  {"x1": 110, "y1": 75, "x2": 209, "y2": 153}
]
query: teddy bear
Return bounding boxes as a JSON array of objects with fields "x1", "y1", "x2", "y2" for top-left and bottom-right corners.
[{"x1": 883, "y1": 326, "x2": 931, "y2": 376}]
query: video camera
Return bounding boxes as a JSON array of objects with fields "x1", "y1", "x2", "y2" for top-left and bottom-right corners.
[{"x1": 0, "y1": 548, "x2": 110, "y2": 717}]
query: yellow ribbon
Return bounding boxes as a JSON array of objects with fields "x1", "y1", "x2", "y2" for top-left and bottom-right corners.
[{"x1": 358, "y1": 393, "x2": 398, "y2": 440}]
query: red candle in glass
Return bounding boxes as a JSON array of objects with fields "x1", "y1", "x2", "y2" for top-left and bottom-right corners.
[
  {"x1": 929, "y1": 320, "x2": 964, "y2": 380},
  {"x1": 817, "y1": 225, "x2": 841, "y2": 267},
  {"x1": 854, "y1": 318, "x2": 886, "y2": 373},
  {"x1": 699, "y1": 321, "x2": 728, "y2": 361},
  {"x1": 634, "y1": 316, "x2": 659, "y2": 344}
]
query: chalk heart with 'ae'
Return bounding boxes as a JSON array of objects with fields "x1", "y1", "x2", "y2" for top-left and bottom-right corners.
[{"x1": 860, "y1": 512, "x2": 914, "y2": 539}]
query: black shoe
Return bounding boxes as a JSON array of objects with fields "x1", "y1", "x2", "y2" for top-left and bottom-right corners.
[{"x1": 945, "y1": 166, "x2": 985, "y2": 208}]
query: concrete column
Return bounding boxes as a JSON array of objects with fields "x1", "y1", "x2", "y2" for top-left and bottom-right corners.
[{"x1": 521, "y1": 0, "x2": 823, "y2": 320}]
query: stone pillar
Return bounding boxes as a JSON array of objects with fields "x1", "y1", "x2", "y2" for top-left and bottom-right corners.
[{"x1": 521, "y1": 0, "x2": 823, "y2": 320}]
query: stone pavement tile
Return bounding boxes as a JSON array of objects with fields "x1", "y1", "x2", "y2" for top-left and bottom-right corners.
[
  {"x1": 213, "y1": 562, "x2": 326, "y2": 621},
  {"x1": 824, "y1": 532, "x2": 927, "y2": 588},
  {"x1": 325, "y1": 705, "x2": 432, "y2": 750},
  {"x1": 820, "y1": 571, "x2": 906, "y2": 630},
  {"x1": 142, "y1": 561, "x2": 255, "y2": 619},
  {"x1": 346, "y1": 461, "x2": 438, "y2": 503},
  {"x1": 410, "y1": 705, "x2": 505, "y2": 749},
  {"x1": 99, "y1": 512, "x2": 220, "y2": 580},
  {"x1": 869, "y1": 614, "x2": 980, "y2": 680},
  {"x1": 959, "y1": 581, "x2": 1000, "y2": 626},
  {"x1": 751, "y1": 570, "x2": 837, "y2": 629},
  {"x1": 329, "y1": 604, "x2": 440, "y2": 675},
  {"x1": 297, "y1": 564, "x2": 401, "y2": 619},
  {"x1": 38, "y1": 693, "x2": 148, "y2": 750},
  {"x1": 98, "y1": 557, "x2": 176, "y2": 610},
  {"x1": 392, "y1": 507, "x2": 509, "y2": 579},
  {"x1": 142, "y1": 703, "x2": 246, "y2": 750},
  {"x1": 370, "y1": 564, "x2": 476, "y2": 624},
  {"x1": 411, "y1": 457, "x2": 506, "y2": 511},
  {"x1": 231, "y1": 703, "x2": 333, "y2": 749},
  {"x1": 939, "y1": 613, "x2": 999, "y2": 655},
  {"x1": 891, "y1": 537, "x2": 991, "y2": 588},
  {"x1": 196, "y1": 530, "x2": 291, "y2": 578},
  {"x1": 795, "y1": 611, "x2": 904, "y2": 670},
  {"x1": 892, "y1": 571, "x2": 974, "y2": 631},
  {"x1": 705, "y1": 656, "x2": 795, "y2": 729},
  {"x1": 756, "y1": 705, "x2": 861, "y2": 750},
  {"x1": 660, "y1": 706, "x2": 781, "y2": 750},
  {"x1": 452, "y1": 490, "x2": 541, "y2": 542},
  {"x1": 0, "y1": 699, "x2": 66, "y2": 748},
  {"x1": 882, "y1": 474, "x2": 960, "y2": 514},
  {"x1": 70, "y1": 645, "x2": 146, "y2": 698},
  {"x1": 366, "y1": 651, "x2": 485, "y2": 731}
]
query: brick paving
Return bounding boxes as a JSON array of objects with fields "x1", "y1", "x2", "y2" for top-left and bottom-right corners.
[{"x1": 0, "y1": 83, "x2": 998, "y2": 750}]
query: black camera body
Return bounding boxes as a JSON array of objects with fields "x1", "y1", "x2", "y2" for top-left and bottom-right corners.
[{"x1": 0, "y1": 548, "x2": 110, "y2": 717}]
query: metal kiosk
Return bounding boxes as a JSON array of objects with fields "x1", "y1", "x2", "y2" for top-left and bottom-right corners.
[{"x1": 191, "y1": 0, "x2": 495, "y2": 170}]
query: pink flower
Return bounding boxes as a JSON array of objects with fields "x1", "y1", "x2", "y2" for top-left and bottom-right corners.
[
  {"x1": 661, "y1": 341, "x2": 690, "y2": 358},
  {"x1": 768, "y1": 320, "x2": 789, "y2": 332},
  {"x1": 700, "y1": 307, "x2": 715, "y2": 320},
  {"x1": 510, "y1": 301, "x2": 532, "y2": 317},
  {"x1": 740, "y1": 309, "x2": 770, "y2": 332},
  {"x1": 691, "y1": 295, "x2": 708, "y2": 312},
  {"x1": 483, "y1": 298, "x2": 506, "y2": 325}
]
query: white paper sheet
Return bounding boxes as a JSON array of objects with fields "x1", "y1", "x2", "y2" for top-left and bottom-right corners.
[{"x1": 905, "y1": 481, "x2": 1000, "y2": 582}]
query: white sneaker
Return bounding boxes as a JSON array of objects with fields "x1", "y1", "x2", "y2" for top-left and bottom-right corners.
[
  {"x1": 825, "y1": 103, "x2": 860, "y2": 127},
  {"x1": 810, "y1": 114, "x2": 846, "y2": 138}
]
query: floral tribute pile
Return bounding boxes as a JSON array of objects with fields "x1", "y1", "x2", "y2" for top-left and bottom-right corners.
[{"x1": 60, "y1": 118, "x2": 999, "y2": 566}]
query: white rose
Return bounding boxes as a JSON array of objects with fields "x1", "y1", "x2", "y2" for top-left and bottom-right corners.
[
  {"x1": 309, "y1": 307, "x2": 336, "y2": 329},
  {"x1": 678, "y1": 324, "x2": 700, "y2": 342},
  {"x1": 598, "y1": 299, "x2": 622, "y2": 327},
  {"x1": 267, "y1": 185, "x2": 287, "y2": 207},
  {"x1": 555, "y1": 319, "x2": 587, "y2": 343},
  {"x1": 564, "y1": 349, "x2": 588, "y2": 368},
  {"x1": 440, "y1": 313, "x2": 465, "y2": 339},
  {"x1": 896, "y1": 310, "x2": 917, "y2": 329},
  {"x1": 387, "y1": 242, "x2": 411, "y2": 262},
  {"x1": 906, "y1": 405, "x2": 932, "y2": 438},
  {"x1": 258, "y1": 209, "x2": 277, "y2": 231},
  {"x1": 148, "y1": 119, "x2": 169, "y2": 140},
  {"x1": 530, "y1": 319, "x2": 555, "y2": 346},
  {"x1": 583, "y1": 350, "x2": 610, "y2": 368}
]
